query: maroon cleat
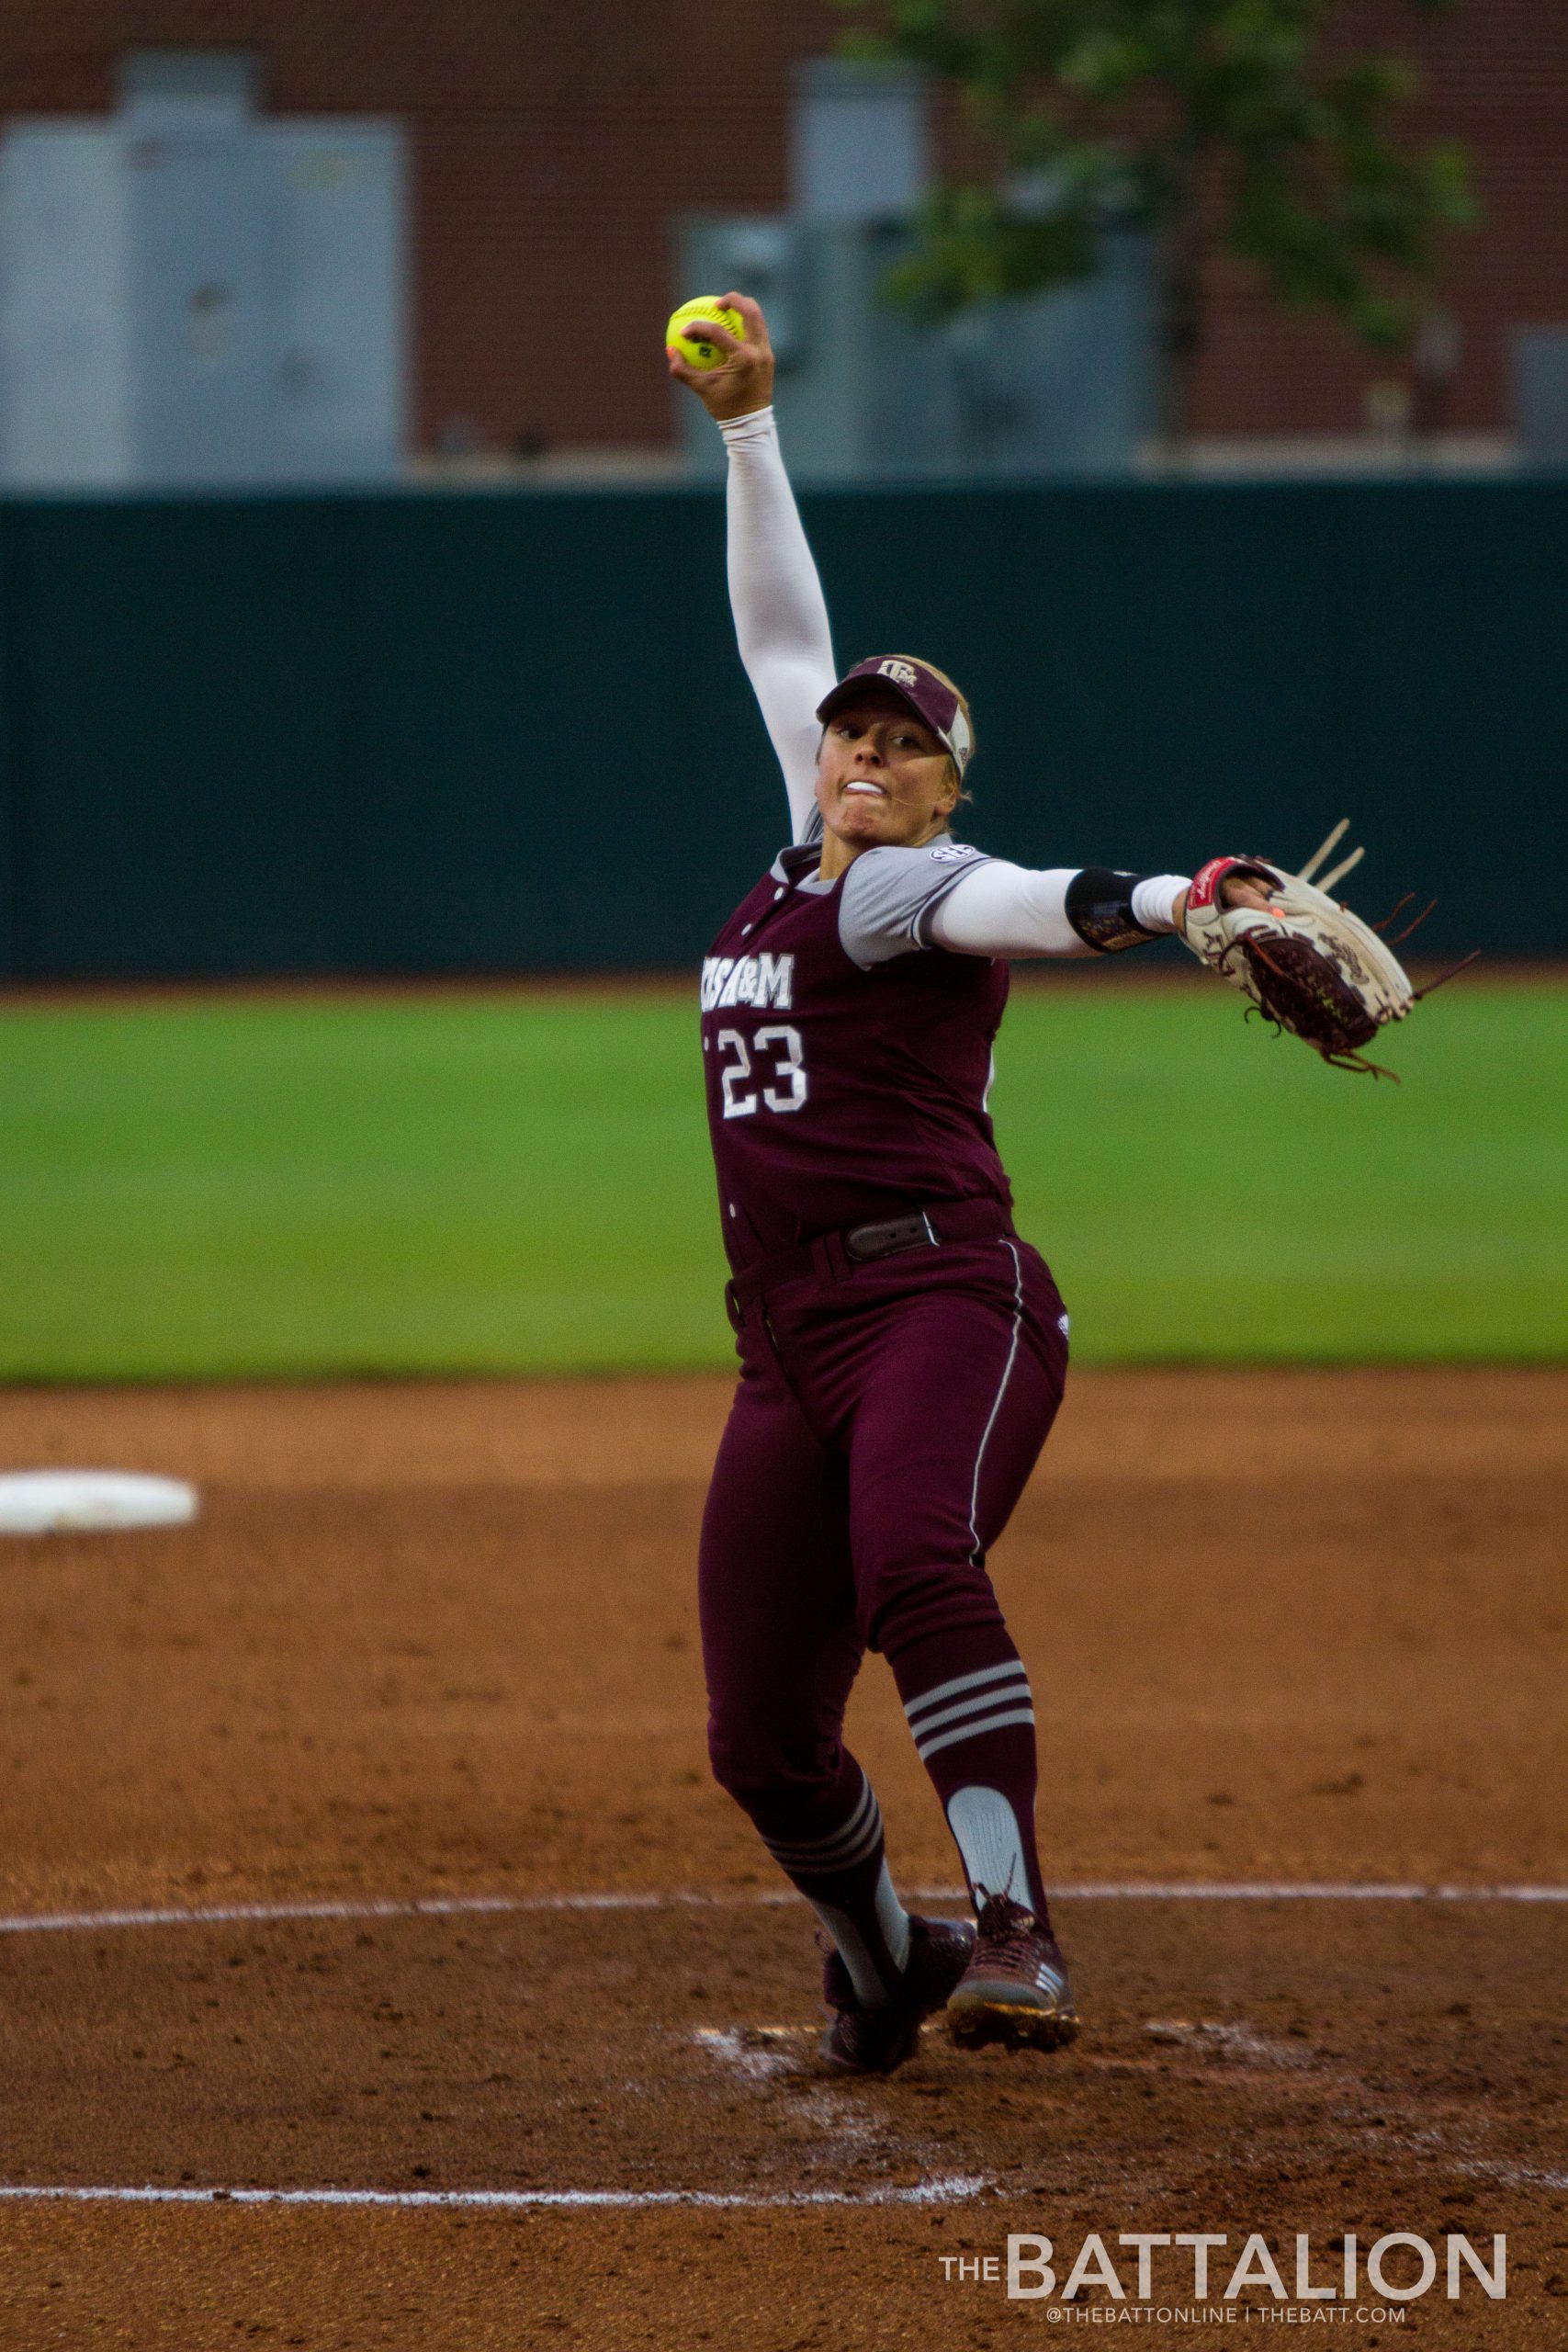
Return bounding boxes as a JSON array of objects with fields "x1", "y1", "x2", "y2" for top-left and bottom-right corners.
[
  {"x1": 947, "y1": 1889, "x2": 1079, "y2": 2053},
  {"x1": 818, "y1": 1915, "x2": 976, "y2": 2076}
]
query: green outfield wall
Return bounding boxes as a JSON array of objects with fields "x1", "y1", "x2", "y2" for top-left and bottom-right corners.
[{"x1": 0, "y1": 474, "x2": 1561, "y2": 978}]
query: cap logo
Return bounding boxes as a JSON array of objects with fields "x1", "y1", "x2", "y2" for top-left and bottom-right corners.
[{"x1": 877, "y1": 659, "x2": 919, "y2": 688}]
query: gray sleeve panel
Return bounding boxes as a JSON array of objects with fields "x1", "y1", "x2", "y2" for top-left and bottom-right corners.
[{"x1": 838, "y1": 842, "x2": 995, "y2": 967}]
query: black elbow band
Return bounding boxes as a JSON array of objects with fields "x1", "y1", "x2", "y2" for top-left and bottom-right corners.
[{"x1": 1065, "y1": 867, "x2": 1160, "y2": 954}]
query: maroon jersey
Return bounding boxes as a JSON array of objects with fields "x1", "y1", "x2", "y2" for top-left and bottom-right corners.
[{"x1": 700, "y1": 835, "x2": 1012, "y2": 1272}]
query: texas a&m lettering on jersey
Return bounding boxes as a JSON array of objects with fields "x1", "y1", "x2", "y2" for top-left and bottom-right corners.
[{"x1": 699, "y1": 952, "x2": 795, "y2": 1013}]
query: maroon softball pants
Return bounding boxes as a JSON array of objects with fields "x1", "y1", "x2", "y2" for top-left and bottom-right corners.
[{"x1": 698, "y1": 1231, "x2": 1069, "y2": 1839}]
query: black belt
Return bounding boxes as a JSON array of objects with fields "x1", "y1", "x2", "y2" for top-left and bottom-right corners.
[{"x1": 727, "y1": 1198, "x2": 1014, "y2": 1317}]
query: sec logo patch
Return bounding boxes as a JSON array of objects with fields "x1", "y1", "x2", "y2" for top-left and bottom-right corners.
[{"x1": 930, "y1": 842, "x2": 979, "y2": 865}]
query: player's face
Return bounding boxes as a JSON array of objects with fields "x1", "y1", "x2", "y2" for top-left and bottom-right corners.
[{"x1": 815, "y1": 691, "x2": 959, "y2": 852}]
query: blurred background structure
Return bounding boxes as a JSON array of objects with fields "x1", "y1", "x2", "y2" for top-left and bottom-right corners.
[
  {"x1": 0, "y1": 0, "x2": 1560, "y2": 989},
  {"x1": 0, "y1": 2, "x2": 1565, "y2": 481},
  {"x1": 0, "y1": 52, "x2": 405, "y2": 490},
  {"x1": 676, "y1": 61, "x2": 1160, "y2": 485}
]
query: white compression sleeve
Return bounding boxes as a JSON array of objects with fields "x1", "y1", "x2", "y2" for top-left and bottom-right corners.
[
  {"x1": 1131, "y1": 874, "x2": 1190, "y2": 934},
  {"x1": 718, "y1": 406, "x2": 837, "y2": 843},
  {"x1": 928, "y1": 863, "x2": 1089, "y2": 957},
  {"x1": 928, "y1": 863, "x2": 1192, "y2": 959}
]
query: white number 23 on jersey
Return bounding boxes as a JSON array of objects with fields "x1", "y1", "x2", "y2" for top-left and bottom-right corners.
[{"x1": 716, "y1": 1025, "x2": 808, "y2": 1119}]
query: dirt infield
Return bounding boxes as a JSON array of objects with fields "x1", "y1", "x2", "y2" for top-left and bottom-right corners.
[{"x1": 0, "y1": 1370, "x2": 1562, "y2": 2348}]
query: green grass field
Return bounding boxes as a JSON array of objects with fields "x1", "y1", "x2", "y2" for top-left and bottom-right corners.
[{"x1": 0, "y1": 974, "x2": 1562, "y2": 1379}]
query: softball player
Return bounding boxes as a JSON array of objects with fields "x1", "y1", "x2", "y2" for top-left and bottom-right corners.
[{"x1": 670, "y1": 296, "x2": 1271, "y2": 2075}]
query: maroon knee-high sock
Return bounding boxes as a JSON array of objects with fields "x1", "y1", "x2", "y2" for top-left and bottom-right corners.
[{"x1": 888, "y1": 1623, "x2": 1049, "y2": 1917}]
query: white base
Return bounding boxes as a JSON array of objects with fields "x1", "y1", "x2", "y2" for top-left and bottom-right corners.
[{"x1": 0, "y1": 1472, "x2": 198, "y2": 1535}]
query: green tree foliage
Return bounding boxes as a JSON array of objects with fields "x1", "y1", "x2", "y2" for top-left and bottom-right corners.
[{"x1": 836, "y1": 0, "x2": 1475, "y2": 439}]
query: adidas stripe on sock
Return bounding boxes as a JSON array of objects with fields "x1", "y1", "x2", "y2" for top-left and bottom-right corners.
[
  {"x1": 895, "y1": 1634, "x2": 1049, "y2": 1916},
  {"x1": 760, "y1": 1771, "x2": 884, "y2": 1876},
  {"x1": 902, "y1": 1659, "x2": 1035, "y2": 1762},
  {"x1": 758, "y1": 1770, "x2": 912, "y2": 2004}
]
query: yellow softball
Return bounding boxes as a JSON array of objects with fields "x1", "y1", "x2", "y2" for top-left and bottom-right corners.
[{"x1": 666, "y1": 298, "x2": 744, "y2": 369}]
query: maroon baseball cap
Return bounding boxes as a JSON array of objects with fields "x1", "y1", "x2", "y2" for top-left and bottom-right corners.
[{"x1": 816, "y1": 656, "x2": 975, "y2": 777}]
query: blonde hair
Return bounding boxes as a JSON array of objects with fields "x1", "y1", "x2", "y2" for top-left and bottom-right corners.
[{"x1": 931, "y1": 662, "x2": 976, "y2": 808}]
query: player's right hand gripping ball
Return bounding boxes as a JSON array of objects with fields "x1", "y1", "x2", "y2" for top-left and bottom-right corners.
[{"x1": 666, "y1": 298, "x2": 744, "y2": 369}]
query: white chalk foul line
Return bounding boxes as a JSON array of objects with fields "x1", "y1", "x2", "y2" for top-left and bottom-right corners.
[
  {"x1": 0, "y1": 2177, "x2": 987, "y2": 2212},
  {"x1": 0, "y1": 1883, "x2": 1563, "y2": 1939},
  {"x1": 0, "y1": 1890, "x2": 793, "y2": 1938},
  {"x1": 995, "y1": 1883, "x2": 1568, "y2": 1903}
]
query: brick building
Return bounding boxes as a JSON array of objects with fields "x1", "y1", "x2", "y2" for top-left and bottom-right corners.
[{"x1": 2, "y1": 0, "x2": 1563, "y2": 458}]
